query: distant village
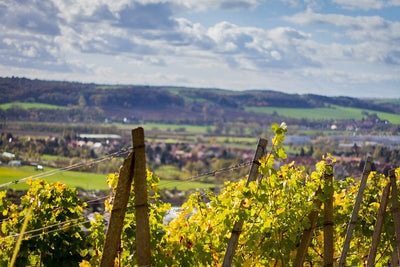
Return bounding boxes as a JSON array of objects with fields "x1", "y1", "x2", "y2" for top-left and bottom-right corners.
[{"x1": 2, "y1": 128, "x2": 400, "y2": 181}]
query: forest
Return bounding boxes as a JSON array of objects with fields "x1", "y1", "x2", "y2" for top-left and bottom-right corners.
[{"x1": 1, "y1": 77, "x2": 399, "y2": 126}]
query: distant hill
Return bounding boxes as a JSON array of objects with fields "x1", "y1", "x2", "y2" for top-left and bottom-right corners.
[
  {"x1": 0, "y1": 77, "x2": 183, "y2": 108},
  {"x1": 0, "y1": 77, "x2": 399, "y2": 126}
]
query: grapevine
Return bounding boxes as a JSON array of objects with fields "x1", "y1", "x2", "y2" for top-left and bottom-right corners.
[{"x1": 0, "y1": 123, "x2": 399, "y2": 266}]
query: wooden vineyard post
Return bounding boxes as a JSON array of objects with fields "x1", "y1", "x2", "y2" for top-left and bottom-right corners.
[
  {"x1": 100, "y1": 127, "x2": 150, "y2": 267},
  {"x1": 132, "y1": 127, "x2": 151, "y2": 267},
  {"x1": 293, "y1": 159, "x2": 334, "y2": 267},
  {"x1": 390, "y1": 169, "x2": 400, "y2": 261},
  {"x1": 293, "y1": 186, "x2": 322, "y2": 267},
  {"x1": 324, "y1": 162, "x2": 334, "y2": 267},
  {"x1": 366, "y1": 181, "x2": 391, "y2": 267},
  {"x1": 392, "y1": 246, "x2": 399, "y2": 266},
  {"x1": 100, "y1": 151, "x2": 135, "y2": 266},
  {"x1": 222, "y1": 138, "x2": 268, "y2": 267},
  {"x1": 338, "y1": 156, "x2": 373, "y2": 267}
]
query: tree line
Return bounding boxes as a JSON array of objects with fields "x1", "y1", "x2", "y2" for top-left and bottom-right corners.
[{"x1": 1, "y1": 77, "x2": 395, "y2": 113}]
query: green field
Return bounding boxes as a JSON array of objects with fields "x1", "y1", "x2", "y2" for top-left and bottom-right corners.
[
  {"x1": 0, "y1": 166, "x2": 109, "y2": 190},
  {"x1": 158, "y1": 179, "x2": 220, "y2": 191},
  {"x1": 0, "y1": 166, "x2": 217, "y2": 191},
  {"x1": 245, "y1": 106, "x2": 400, "y2": 124},
  {"x1": 154, "y1": 165, "x2": 189, "y2": 180},
  {"x1": 112, "y1": 122, "x2": 214, "y2": 134},
  {"x1": 213, "y1": 136, "x2": 256, "y2": 147},
  {"x1": 0, "y1": 102, "x2": 68, "y2": 110},
  {"x1": 372, "y1": 99, "x2": 400, "y2": 105},
  {"x1": 40, "y1": 154, "x2": 71, "y2": 162}
]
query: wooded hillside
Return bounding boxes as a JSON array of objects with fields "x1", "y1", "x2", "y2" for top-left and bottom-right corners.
[
  {"x1": 1, "y1": 77, "x2": 396, "y2": 112},
  {"x1": 1, "y1": 77, "x2": 399, "y2": 128}
]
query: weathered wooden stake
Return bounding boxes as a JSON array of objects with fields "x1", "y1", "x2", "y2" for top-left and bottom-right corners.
[
  {"x1": 338, "y1": 156, "x2": 373, "y2": 267},
  {"x1": 392, "y1": 245, "x2": 399, "y2": 266},
  {"x1": 367, "y1": 181, "x2": 391, "y2": 267},
  {"x1": 100, "y1": 127, "x2": 150, "y2": 267},
  {"x1": 324, "y1": 163, "x2": 334, "y2": 267},
  {"x1": 293, "y1": 186, "x2": 322, "y2": 267},
  {"x1": 390, "y1": 169, "x2": 400, "y2": 261},
  {"x1": 132, "y1": 127, "x2": 151, "y2": 267},
  {"x1": 222, "y1": 138, "x2": 268, "y2": 267},
  {"x1": 100, "y1": 151, "x2": 135, "y2": 267}
]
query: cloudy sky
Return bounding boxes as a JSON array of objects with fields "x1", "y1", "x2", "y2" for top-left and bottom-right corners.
[{"x1": 1, "y1": 0, "x2": 399, "y2": 98}]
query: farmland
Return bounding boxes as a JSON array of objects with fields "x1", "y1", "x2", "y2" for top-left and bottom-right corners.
[
  {"x1": 1, "y1": 77, "x2": 400, "y2": 192},
  {"x1": 245, "y1": 105, "x2": 400, "y2": 124},
  {"x1": 0, "y1": 165, "x2": 216, "y2": 191},
  {"x1": 0, "y1": 102, "x2": 67, "y2": 110},
  {"x1": 0, "y1": 165, "x2": 110, "y2": 190}
]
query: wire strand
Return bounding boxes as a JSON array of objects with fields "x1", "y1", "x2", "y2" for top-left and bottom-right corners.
[
  {"x1": 0, "y1": 149, "x2": 252, "y2": 241},
  {"x1": 0, "y1": 147, "x2": 131, "y2": 188},
  {"x1": 0, "y1": 217, "x2": 89, "y2": 241},
  {"x1": 85, "y1": 195, "x2": 110, "y2": 204},
  {"x1": 158, "y1": 161, "x2": 252, "y2": 189},
  {"x1": 0, "y1": 159, "x2": 249, "y2": 222},
  {"x1": 22, "y1": 220, "x2": 91, "y2": 241}
]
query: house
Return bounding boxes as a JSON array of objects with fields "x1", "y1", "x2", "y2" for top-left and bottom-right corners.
[
  {"x1": 35, "y1": 165, "x2": 44, "y2": 171},
  {"x1": 2, "y1": 152, "x2": 15, "y2": 159},
  {"x1": 8, "y1": 160, "x2": 22, "y2": 167}
]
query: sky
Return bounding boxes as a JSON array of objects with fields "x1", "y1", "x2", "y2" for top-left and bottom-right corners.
[{"x1": 0, "y1": 0, "x2": 399, "y2": 98}]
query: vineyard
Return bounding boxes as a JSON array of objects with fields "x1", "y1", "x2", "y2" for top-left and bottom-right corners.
[{"x1": 1, "y1": 123, "x2": 400, "y2": 266}]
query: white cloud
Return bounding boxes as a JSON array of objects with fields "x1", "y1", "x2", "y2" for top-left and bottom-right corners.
[
  {"x1": 270, "y1": 50, "x2": 282, "y2": 60},
  {"x1": 202, "y1": 22, "x2": 319, "y2": 69},
  {"x1": 332, "y1": 0, "x2": 386, "y2": 10},
  {"x1": 173, "y1": 0, "x2": 260, "y2": 11},
  {"x1": 302, "y1": 67, "x2": 400, "y2": 85},
  {"x1": 331, "y1": 0, "x2": 400, "y2": 10},
  {"x1": 0, "y1": 0, "x2": 324, "y2": 77},
  {"x1": 0, "y1": 0, "x2": 399, "y2": 97},
  {"x1": 284, "y1": 9, "x2": 400, "y2": 66},
  {"x1": 207, "y1": 22, "x2": 256, "y2": 53},
  {"x1": 0, "y1": 0, "x2": 319, "y2": 73},
  {"x1": 281, "y1": 0, "x2": 300, "y2": 7},
  {"x1": 285, "y1": 8, "x2": 391, "y2": 32},
  {"x1": 267, "y1": 27, "x2": 310, "y2": 43},
  {"x1": 50, "y1": 0, "x2": 261, "y2": 24},
  {"x1": 0, "y1": 0, "x2": 61, "y2": 36}
]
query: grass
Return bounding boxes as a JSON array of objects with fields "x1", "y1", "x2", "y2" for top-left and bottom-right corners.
[
  {"x1": 0, "y1": 166, "x2": 109, "y2": 190},
  {"x1": 95, "y1": 85, "x2": 123, "y2": 90},
  {"x1": 158, "y1": 180, "x2": 220, "y2": 190},
  {"x1": 371, "y1": 99, "x2": 400, "y2": 105},
  {"x1": 112, "y1": 122, "x2": 214, "y2": 134},
  {"x1": 40, "y1": 154, "x2": 71, "y2": 162},
  {"x1": 245, "y1": 106, "x2": 400, "y2": 124},
  {"x1": 153, "y1": 165, "x2": 225, "y2": 190},
  {"x1": 0, "y1": 102, "x2": 68, "y2": 110},
  {"x1": 212, "y1": 136, "x2": 257, "y2": 147},
  {"x1": 154, "y1": 165, "x2": 188, "y2": 180},
  {"x1": 376, "y1": 112, "x2": 400, "y2": 124},
  {"x1": 0, "y1": 165, "x2": 216, "y2": 191}
]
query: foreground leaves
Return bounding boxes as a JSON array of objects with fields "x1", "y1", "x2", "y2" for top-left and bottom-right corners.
[
  {"x1": 1, "y1": 122, "x2": 399, "y2": 266},
  {"x1": 0, "y1": 179, "x2": 87, "y2": 266}
]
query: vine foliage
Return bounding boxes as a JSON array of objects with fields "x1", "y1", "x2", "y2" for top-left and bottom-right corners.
[{"x1": 1, "y1": 122, "x2": 400, "y2": 266}]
